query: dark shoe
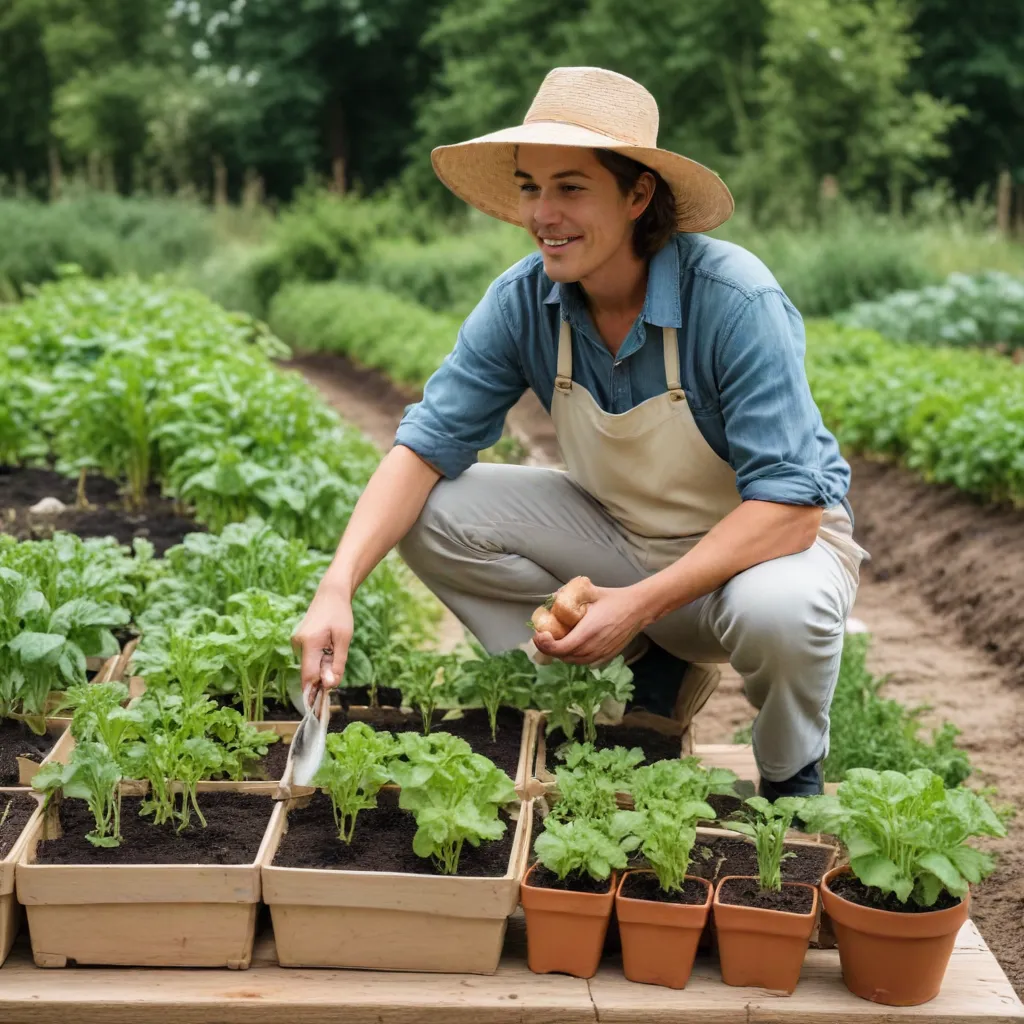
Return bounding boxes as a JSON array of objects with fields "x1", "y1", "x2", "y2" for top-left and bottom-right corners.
[
  {"x1": 624, "y1": 639, "x2": 720, "y2": 726},
  {"x1": 758, "y1": 760, "x2": 824, "y2": 801}
]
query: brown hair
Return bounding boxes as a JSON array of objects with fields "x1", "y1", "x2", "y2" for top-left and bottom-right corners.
[{"x1": 594, "y1": 149, "x2": 677, "y2": 259}]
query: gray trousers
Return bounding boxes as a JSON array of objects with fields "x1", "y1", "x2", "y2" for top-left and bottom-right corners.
[{"x1": 397, "y1": 464, "x2": 858, "y2": 782}]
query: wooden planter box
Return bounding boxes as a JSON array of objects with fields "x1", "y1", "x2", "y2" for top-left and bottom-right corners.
[
  {"x1": 16, "y1": 784, "x2": 275, "y2": 969},
  {"x1": 250, "y1": 709, "x2": 541, "y2": 799},
  {"x1": 0, "y1": 789, "x2": 44, "y2": 966},
  {"x1": 16, "y1": 722, "x2": 73, "y2": 787},
  {"x1": 262, "y1": 793, "x2": 534, "y2": 974}
]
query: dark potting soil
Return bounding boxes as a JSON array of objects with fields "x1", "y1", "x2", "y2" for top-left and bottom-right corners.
[
  {"x1": 34, "y1": 792, "x2": 272, "y2": 866},
  {"x1": 547, "y1": 724, "x2": 682, "y2": 768},
  {"x1": 0, "y1": 719, "x2": 57, "y2": 787},
  {"x1": 526, "y1": 863, "x2": 613, "y2": 895},
  {"x1": 337, "y1": 685, "x2": 404, "y2": 710},
  {"x1": 340, "y1": 707, "x2": 526, "y2": 778},
  {"x1": 0, "y1": 793, "x2": 37, "y2": 858},
  {"x1": 717, "y1": 876, "x2": 815, "y2": 915},
  {"x1": 273, "y1": 791, "x2": 515, "y2": 877},
  {"x1": 828, "y1": 873, "x2": 961, "y2": 914},
  {"x1": 687, "y1": 835, "x2": 834, "y2": 886},
  {"x1": 0, "y1": 466, "x2": 201, "y2": 555},
  {"x1": 705, "y1": 793, "x2": 744, "y2": 822},
  {"x1": 619, "y1": 872, "x2": 709, "y2": 905}
]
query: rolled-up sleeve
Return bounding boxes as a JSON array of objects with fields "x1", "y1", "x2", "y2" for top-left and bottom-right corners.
[
  {"x1": 716, "y1": 289, "x2": 849, "y2": 507},
  {"x1": 393, "y1": 280, "x2": 527, "y2": 478}
]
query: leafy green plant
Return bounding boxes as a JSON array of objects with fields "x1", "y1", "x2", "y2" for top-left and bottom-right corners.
[
  {"x1": 33, "y1": 741, "x2": 124, "y2": 847},
  {"x1": 388, "y1": 731, "x2": 516, "y2": 875},
  {"x1": 313, "y1": 723, "x2": 398, "y2": 843},
  {"x1": 395, "y1": 650, "x2": 459, "y2": 734},
  {"x1": 455, "y1": 644, "x2": 536, "y2": 740},
  {"x1": 839, "y1": 271, "x2": 1024, "y2": 352},
  {"x1": 799, "y1": 768, "x2": 1007, "y2": 907},
  {"x1": 629, "y1": 759, "x2": 734, "y2": 893},
  {"x1": 555, "y1": 742, "x2": 645, "y2": 792},
  {"x1": 534, "y1": 656, "x2": 635, "y2": 744},
  {"x1": 725, "y1": 796, "x2": 807, "y2": 892},
  {"x1": 533, "y1": 813, "x2": 641, "y2": 883}
]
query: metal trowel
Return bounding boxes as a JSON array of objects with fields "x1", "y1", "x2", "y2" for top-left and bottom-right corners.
[{"x1": 275, "y1": 650, "x2": 334, "y2": 799}]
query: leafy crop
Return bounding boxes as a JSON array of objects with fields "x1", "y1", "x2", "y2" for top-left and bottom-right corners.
[
  {"x1": 389, "y1": 731, "x2": 516, "y2": 875},
  {"x1": 839, "y1": 272, "x2": 1024, "y2": 352},
  {"x1": 314, "y1": 723, "x2": 397, "y2": 843},
  {"x1": 533, "y1": 813, "x2": 640, "y2": 883},
  {"x1": 800, "y1": 768, "x2": 1006, "y2": 907},
  {"x1": 555, "y1": 742, "x2": 644, "y2": 791},
  {"x1": 806, "y1": 322, "x2": 1024, "y2": 505},
  {"x1": 725, "y1": 796, "x2": 806, "y2": 892},
  {"x1": 33, "y1": 741, "x2": 124, "y2": 847},
  {"x1": 455, "y1": 643, "x2": 536, "y2": 740},
  {"x1": 630, "y1": 759, "x2": 736, "y2": 892},
  {"x1": 534, "y1": 656, "x2": 635, "y2": 744},
  {"x1": 395, "y1": 650, "x2": 459, "y2": 734}
]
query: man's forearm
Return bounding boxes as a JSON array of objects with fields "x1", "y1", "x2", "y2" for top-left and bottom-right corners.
[
  {"x1": 633, "y1": 500, "x2": 823, "y2": 623},
  {"x1": 319, "y1": 445, "x2": 442, "y2": 598}
]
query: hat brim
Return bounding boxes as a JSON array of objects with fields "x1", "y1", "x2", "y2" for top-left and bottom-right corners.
[{"x1": 431, "y1": 120, "x2": 734, "y2": 233}]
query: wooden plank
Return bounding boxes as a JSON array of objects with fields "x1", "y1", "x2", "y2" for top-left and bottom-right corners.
[
  {"x1": 588, "y1": 921, "x2": 1023, "y2": 1023},
  {"x1": 0, "y1": 916, "x2": 1018, "y2": 1024}
]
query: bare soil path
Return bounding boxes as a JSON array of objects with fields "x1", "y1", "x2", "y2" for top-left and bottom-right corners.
[{"x1": 289, "y1": 350, "x2": 1024, "y2": 996}]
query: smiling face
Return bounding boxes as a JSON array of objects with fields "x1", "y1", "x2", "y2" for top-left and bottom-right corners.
[{"x1": 515, "y1": 145, "x2": 653, "y2": 285}]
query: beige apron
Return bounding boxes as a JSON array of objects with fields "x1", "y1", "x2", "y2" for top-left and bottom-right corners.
[{"x1": 549, "y1": 319, "x2": 866, "y2": 582}]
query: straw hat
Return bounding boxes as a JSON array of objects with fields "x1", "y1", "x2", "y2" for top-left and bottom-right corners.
[{"x1": 431, "y1": 66, "x2": 734, "y2": 233}]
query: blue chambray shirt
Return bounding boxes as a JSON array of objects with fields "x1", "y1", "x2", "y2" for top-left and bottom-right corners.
[{"x1": 394, "y1": 232, "x2": 852, "y2": 514}]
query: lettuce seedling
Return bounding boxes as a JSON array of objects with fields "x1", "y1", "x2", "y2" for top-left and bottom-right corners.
[
  {"x1": 629, "y1": 758, "x2": 736, "y2": 893},
  {"x1": 314, "y1": 723, "x2": 398, "y2": 843},
  {"x1": 725, "y1": 796, "x2": 806, "y2": 892},
  {"x1": 799, "y1": 768, "x2": 1007, "y2": 907},
  {"x1": 534, "y1": 656, "x2": 634, "y2": 744},
  {"x1": 455, "y1": 643, "x2": 536, "y2": 740},
  {"x1": 556, "y1": 742, "x2": 644, "y2": 792},
  {"x1": 33, "y1": 741, "x2": 124, "y2": 847},
  {"x1": 389, "y1": 731, "x2": 516, "y2": 875},
  {"x1": 395, "y1": 650, "x2": 459, "y2": 734},
  {"x1": 534, "y1": 813, "x2": 641, "y2": 883}
]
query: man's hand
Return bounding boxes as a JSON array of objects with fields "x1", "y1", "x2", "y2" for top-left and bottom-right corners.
[
  {"x1": 533, "y1": 583, "x2": 653, "y2": 665},
  {"x1": 291, "y1": 585, "x2": 354, "y2": 704}
]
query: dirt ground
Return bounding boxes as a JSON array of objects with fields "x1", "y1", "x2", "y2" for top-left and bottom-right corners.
[{"x1": 290, "y1": 349, "x2": 1024, "y2": 997}]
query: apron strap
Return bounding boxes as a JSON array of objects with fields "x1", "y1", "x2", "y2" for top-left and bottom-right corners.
[
  {"x1": 555, "y1": 319, "x2": 573, "y2": 394},
  {"x1": 662, "y1": 326, "x2": 685, "y2": 403}
]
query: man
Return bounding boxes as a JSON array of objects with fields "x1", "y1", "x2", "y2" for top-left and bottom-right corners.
[{"x1": 292, "y1": 67, "x2": 866, "y2": 799}]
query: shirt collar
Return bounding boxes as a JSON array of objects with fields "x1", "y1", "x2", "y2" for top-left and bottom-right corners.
[{"x1": 541, "y1": 236, "x2": 682, "y2": 328}]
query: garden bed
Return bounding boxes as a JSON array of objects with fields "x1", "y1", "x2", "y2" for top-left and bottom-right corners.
[
  {"x1": 0, "y1": 466, "x2": 200, "y2": 554},
  {"x1": 250, "y1": 708, "x2": 539, "y2": 796},
  {"x1": 0, "y1": 719, "x2": 71, "y2": 787},
  {"x1": 0, "y1": 789, "x2": 42, "y2": 965},
  {"x1": 16, "y1": 786, "x2": 274, "y2": 968},
  {"x1": 261, "y1": 789, "x2": 532, "y2": 973}
]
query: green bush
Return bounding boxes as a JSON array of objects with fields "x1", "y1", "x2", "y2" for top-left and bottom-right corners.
[
  {"x1": 268, "y1": 280, "x2": 459, "y2": 389},
  {"x1": 248, "y1": 189, "x2": 438, "y2": 313},
  {"x1": 838, "y1": 271, "x2": 1024, "y2": 351},
  {"x1": 806, "y1": 321, "x2": 1024, "y2": 504},
  {"x1": 363, "y1": 224, "x2": 532, "y2": 317},
  {"x1": 0, "y1": 192, "x2": 215, "y2": 297}
]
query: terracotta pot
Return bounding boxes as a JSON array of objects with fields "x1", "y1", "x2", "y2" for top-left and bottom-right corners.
[
  {"x1": 820, "y1": 865, "x2": 970, "y2": 1006},
  {"x1": 520, "y1": 862, "x2": 615, "y2": 978},
  {"x1": 713, "y1": 875, "x2": 818, "y2": 994},
  {"x1": 615, "y1": 870, "x2": 712, "y2": 989}
]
